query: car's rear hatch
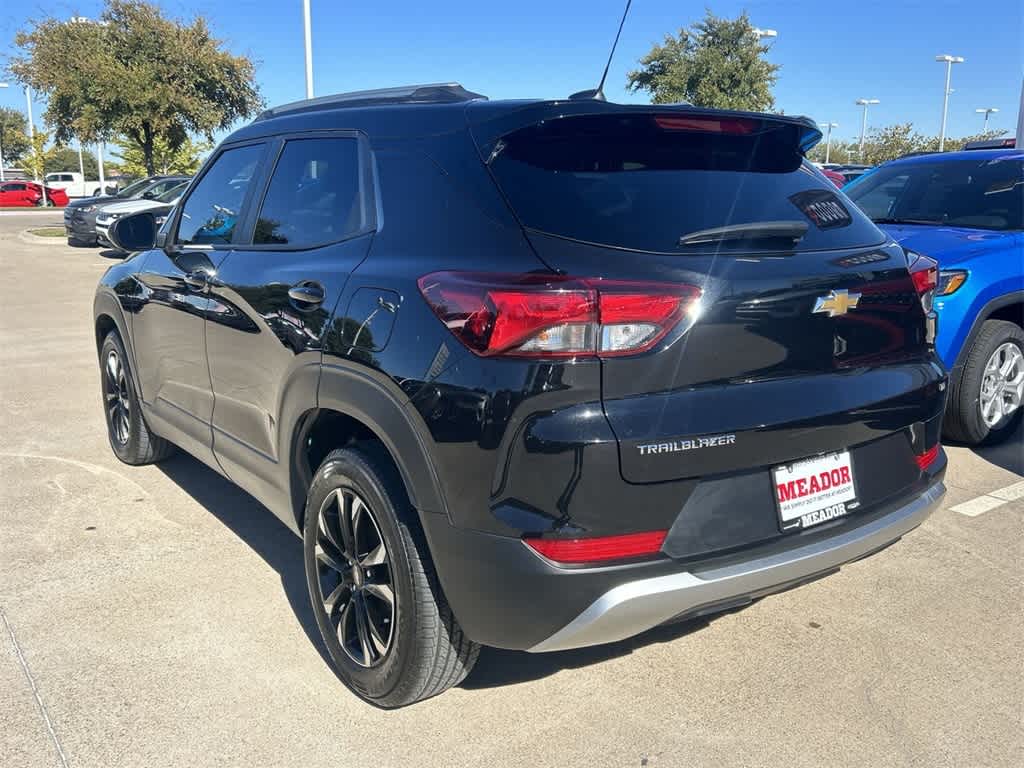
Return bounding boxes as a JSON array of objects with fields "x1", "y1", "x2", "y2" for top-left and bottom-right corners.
[{"x1": 472, "y1": 102, "x2": 945, "y2": 486}]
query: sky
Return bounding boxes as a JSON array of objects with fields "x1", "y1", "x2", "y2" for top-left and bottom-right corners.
[{"x1": 1, "y1": 0, "x2": 1021, "y2": 159}]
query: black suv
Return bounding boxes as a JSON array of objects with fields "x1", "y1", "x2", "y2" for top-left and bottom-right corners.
[{"x1": 95, "y1": 84, "x2": 948, "y2": 707}]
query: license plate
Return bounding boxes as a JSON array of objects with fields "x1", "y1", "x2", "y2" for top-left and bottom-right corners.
[{"x1": 773, "y1": 451, "x2": 856, "y2": 530}]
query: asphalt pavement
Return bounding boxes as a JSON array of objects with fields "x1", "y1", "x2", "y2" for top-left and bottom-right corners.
[{"x1": 1, "y1": 210, "x2": 1021, "y2": 768}]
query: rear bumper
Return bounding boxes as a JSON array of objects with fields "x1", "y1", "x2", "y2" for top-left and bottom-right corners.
[
  {"x1": 531, "y1": 480, "x2": 944, "y2": 652},
  {"x1": 421, "y1": 473, "x2": 945, "y2": 652}
]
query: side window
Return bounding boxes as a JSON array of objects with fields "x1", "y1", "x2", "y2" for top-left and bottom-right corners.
[
  {"x1": 854, "y1": 174, "x2": 909, "y2": 219},
  {"x1": 253, "y1": 137, "x2": 365, "y2": 248},
  {"x1": 177, "y1": 145, "x2": 263, "y2": 246}
]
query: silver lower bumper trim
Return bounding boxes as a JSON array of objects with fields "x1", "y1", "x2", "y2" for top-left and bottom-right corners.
[{"x1": 529, "y1": 483, "x2": 945, "y2": 653}]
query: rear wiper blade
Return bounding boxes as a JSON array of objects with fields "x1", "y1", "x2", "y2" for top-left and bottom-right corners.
[
  {"x1": 872, "y1": 217, "x2": 941, "y2": 226},
  {"x1": 678, "y1": 220, "x2": 809, "y2": 247}
]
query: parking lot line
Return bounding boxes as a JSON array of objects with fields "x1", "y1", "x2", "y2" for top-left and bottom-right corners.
[
  {"x1": 951, "y1": 496, "x2": 1005, "y2": 517},
  {"x1": 989, "y1": 480, "x2": 1024, "y2": 502}
]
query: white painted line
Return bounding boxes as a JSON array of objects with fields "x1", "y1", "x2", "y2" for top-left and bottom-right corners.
[
  {"x1": 989, "y1": 480, "x2": 1024, "y2": 502},
  {"x1": 951, "y1": 495, "x2": 1008, "y2": 517}
]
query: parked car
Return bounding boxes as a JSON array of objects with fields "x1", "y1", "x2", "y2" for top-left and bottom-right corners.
[
  {"x1": 44, "y1": 171, "x2": 117, "y2": 198},
  {"x1": 845, "y1": 148, "x2": 1023, "y2": 444},
  {"x1": 64, "y1": 175, "x2": 190, "y2": 246},
  {"x1": 96, "y1": 83, "x2": 947, "y2": 707},
  {"x1": 821, "y1": 168, "x2": 847, "y2": 187},
  {"x1": 0, "y1": 181, "x2": 69, "y2": 207},
  {"x1": 95, "y1": 180, "x2": 190, "y2": 248}
]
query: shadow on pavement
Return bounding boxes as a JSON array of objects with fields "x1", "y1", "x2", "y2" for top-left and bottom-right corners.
[
  {"x1": 945, "y1": 418, "x2": 1023, "y2": 476},
  {"x1": 154, "y1": 453, "x2": 332, "y2": 670},
  {"x1": 154, "y1": 451, "x2": 750, "y2": 691},
  {"x1": 99, "y1": 248, "x2": 127, "y2": 259},
  {"x1": 462, "y1": 616, "x2": 724, "y2": 690}
]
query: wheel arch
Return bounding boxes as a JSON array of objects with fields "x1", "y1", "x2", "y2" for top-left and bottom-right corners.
[
  {"x1": 950, "y1": 290, "x2": 1024, "y2": 376},
  {"x1": 287, "y1": 364, "x2": 448, "y2": 532}
]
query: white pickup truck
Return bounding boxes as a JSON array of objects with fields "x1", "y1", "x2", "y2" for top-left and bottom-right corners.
[{"x1": 44, "y1": 172, "x2": 117, "y2": 199}]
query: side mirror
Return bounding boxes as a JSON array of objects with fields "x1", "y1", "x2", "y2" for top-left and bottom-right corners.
[{"x1": 107, "y1": 211, "x2": 158, "y2": 252}]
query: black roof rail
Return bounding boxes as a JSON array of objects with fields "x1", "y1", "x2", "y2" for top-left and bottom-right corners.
[{"x1": 256, "y1": 83, "x2": 487, "y2": 120}]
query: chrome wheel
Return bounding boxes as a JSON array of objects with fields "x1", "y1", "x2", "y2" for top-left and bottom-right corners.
[
  {"x1": 979, "y1": 342, "x2": 1024, "y2": 428},
  {"x1": 103, "y1": 349, "x2": 131, "y2": 445},
  {"x1": 314, "y1": 488, "x2": 395, "y2": 668}
]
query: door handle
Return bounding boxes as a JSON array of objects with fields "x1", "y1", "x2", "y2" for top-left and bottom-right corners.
[
  {"x1": 184, "y1": 269, "x2": 214, "y2": 291},
  {"x1": 288, "y1": 281, "x2": 325, "y2": 307}
]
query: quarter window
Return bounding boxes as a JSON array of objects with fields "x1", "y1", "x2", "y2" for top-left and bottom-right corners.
[
  {"x1": 253, "y1": 137, "x2": 366, "y2": 248},
  {"x1": 177, "y1": 145, "x2": 263, "y2": 246}
]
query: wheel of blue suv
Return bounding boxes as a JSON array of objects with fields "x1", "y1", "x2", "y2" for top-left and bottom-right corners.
[
  {"x1": 944, "y1": 320, "x2": 1024, "y2": 445},
  {"x1": 99, "y1": 332, "x2": 176, "y2": 465},
  {"x1": 303, "y1": 445, "x2": 480, "y2": 708}
]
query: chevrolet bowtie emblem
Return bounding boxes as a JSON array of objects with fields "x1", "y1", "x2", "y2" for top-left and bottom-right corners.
[{"x1": 813, "y1": 289, "x2": 861, "y2": 317}]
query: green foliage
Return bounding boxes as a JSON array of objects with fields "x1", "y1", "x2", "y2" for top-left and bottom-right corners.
[
  {"x1": 112, "y1": 134, "x2": 211, "y2": 176},
  {"x1": 24, "y1": 130, "x2": 57, "y2": 180},
  {"x1": 10, "y1": 0, "x2": 263, "y2": 176},
  {"x1": 47, "y1": 146, "x2": 100, "y2": 177},
  {"x1": 0, "y1": 108, "x2": 31, "y2": 165},
  {"x1": 627, "y1": 10, "x2": 780, "y2": 111},
  {"x1": 807, "y1": 125, "x2": 1011, "y2": 166}
]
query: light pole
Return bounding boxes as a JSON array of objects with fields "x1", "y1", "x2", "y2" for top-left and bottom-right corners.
[
  {"x1": 302, "y1": 0, "x2": 314, "y2": 99},
  {"x1": 24, "y1": 85, "x2": 49, "y2": 205},
  {"x1": 975, "y1": 107, "x2": 998, "y2": 133},
  {"x1": 855, "y1": 99, "x2": 879, "y2": 161},
  {"x1": 935, "y1": 55, "x2": 964, "y2": 151},
  {"x1": 752, "y1": 27, "x2": 778, "y2": 40},
  {"x1": 819, "y1": 122, "x2": 838, "y2": 164},
  {"x1": 0, "y1": 81, "x2": 7, "y2": 181},
  {"x1": 78, "y1": 142, "x2": 85, "y2": 177}
]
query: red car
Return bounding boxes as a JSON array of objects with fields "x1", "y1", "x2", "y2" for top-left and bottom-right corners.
[
  {"x1": 821, "y1": 168, "x2": 847, "y2": 188},
  {"x1": 0, "y1": 181, "x2": 69, "y2": 207}
]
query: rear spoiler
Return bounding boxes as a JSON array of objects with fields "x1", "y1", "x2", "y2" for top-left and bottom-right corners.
[{"x1": 465, "y1": 100, "x2": 823, "y2": 161}]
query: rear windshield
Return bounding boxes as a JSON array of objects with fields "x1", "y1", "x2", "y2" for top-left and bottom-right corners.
[
  {"x1": 488, "y1": 114, "x2": 884, "y2": 253},
  {"x1": 845, "y1": 155, "x2": 1023, "y2": 231}
]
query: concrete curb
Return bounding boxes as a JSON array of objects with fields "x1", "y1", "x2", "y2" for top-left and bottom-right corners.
[{"x1": 18, "y1": 229, "x2": 67, "y2": 245}]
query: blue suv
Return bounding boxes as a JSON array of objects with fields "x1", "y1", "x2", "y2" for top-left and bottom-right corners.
[{"x1": 846, "y1": 149, "x2": 1024, "y2": 444}]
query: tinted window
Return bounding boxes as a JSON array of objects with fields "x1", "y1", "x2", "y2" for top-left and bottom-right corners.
[
  {"x1": 177, "y1": 145, "x2": 263, "y2": 246},
  {"x1": 253, "y1": 137, "x2": 365, "y2": 247},
  {"x1": 116, "y1": 179, "x2": 152, "y2": 198},
  {"x1": 3, "y1": 183, "x2": 26, "y2": 191},
  {"x1": 489, "y1": 114, "x2": 883, "y2": 253},
  {"x1": 847, "y1": 156, "x2": 1023, "y2": 231}
]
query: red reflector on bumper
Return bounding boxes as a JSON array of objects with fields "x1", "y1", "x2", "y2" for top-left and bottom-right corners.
[
  {"x1": 524, "y1": 530, "x2": 667, "y2": 564},
  {"x1": 915, "y1": 445, "x2": 940, "y2": 470}
]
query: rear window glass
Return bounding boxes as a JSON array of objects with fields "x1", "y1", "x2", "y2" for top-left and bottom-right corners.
[
  {"x1": 846, "y1": 155, "x2": 1023, "y2": 231},
  {"x1": 488, "y1": 114, "x2": 884, "y2": 253}
]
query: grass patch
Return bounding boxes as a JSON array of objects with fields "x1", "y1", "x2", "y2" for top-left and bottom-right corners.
[{"x1": 28, "y1": 228, "x2": 66, "y2": 238}]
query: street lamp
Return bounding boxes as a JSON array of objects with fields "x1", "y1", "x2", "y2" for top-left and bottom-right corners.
[
  {"x1": 819, "y1": 121, "x2": 838, "y2": 164},
  {"x1": 752, "y1": 27, "x2": 778, "y2": 40},
  {"x1": 855, "y1": 98, "x2": 879, "y2": 161},
  {"x1": 935, "y1": 54, "x2": 964, "y2": 151},
  {"x1": 303, "y1": 0, "x2": 314, "y2": 99},
  {"x1": 975, "y1": 107, "x2": 999, "y2": 133}
]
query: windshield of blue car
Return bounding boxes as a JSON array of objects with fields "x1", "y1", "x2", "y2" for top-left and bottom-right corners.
[
  {"x1": 115, "y1": 178, "x2": 152, "y2": 198},
  {"x1": 845, "y1": 155, "x2": 1023, "y2": 231}
]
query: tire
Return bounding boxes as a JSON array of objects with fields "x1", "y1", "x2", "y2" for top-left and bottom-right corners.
[
  {"x1": 99, "y1": 331, "x2": 176, "y2": 464},
  {"x1": 944, "y1": 320, "x2": 1024, "y2": 445},
  {"x1": 303, "y1": 445, "x2": 480, "y2": 707}
]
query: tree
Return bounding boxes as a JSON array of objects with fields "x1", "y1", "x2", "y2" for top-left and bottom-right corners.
[
  {"x1": 47, "y1": 146, "x2": 100, "y2": 177},
  {"x1": 10, "y1": 0, "x2": 263, "y2": 176},
  {"x1": 627, "y1": 11, "x2": 780, "y2": 111},
  {"x1": 0, "y1": 108, "x2": 31, "y2": 166},
  {"x1": 23, "y1": 130, "x2": 57, "y2": 180},
  {"x1": 113, "y1": 134, "x2": 211, "y2": 176}
]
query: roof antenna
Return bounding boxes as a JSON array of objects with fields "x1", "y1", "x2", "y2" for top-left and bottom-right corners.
[{"x1": 570, "y1": 0, "x2": 634, "y2": 101}]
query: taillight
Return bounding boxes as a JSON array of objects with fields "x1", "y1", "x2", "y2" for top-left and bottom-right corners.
[
  {"x1": 523, "y1": 530, "x2": 667, "y2": 564},
  {"x1": 915, "y1": 444, "x2": 940, "y2": 470},
  {"x1": 418, "y1": 272, "x2": 701, "y2": 358},
  {"x1": 907, "y1": 252, "x2": 938, "y2": 312},
  {"x1": 654, "y1": 115, "x2": 757, "y2": 134}
]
